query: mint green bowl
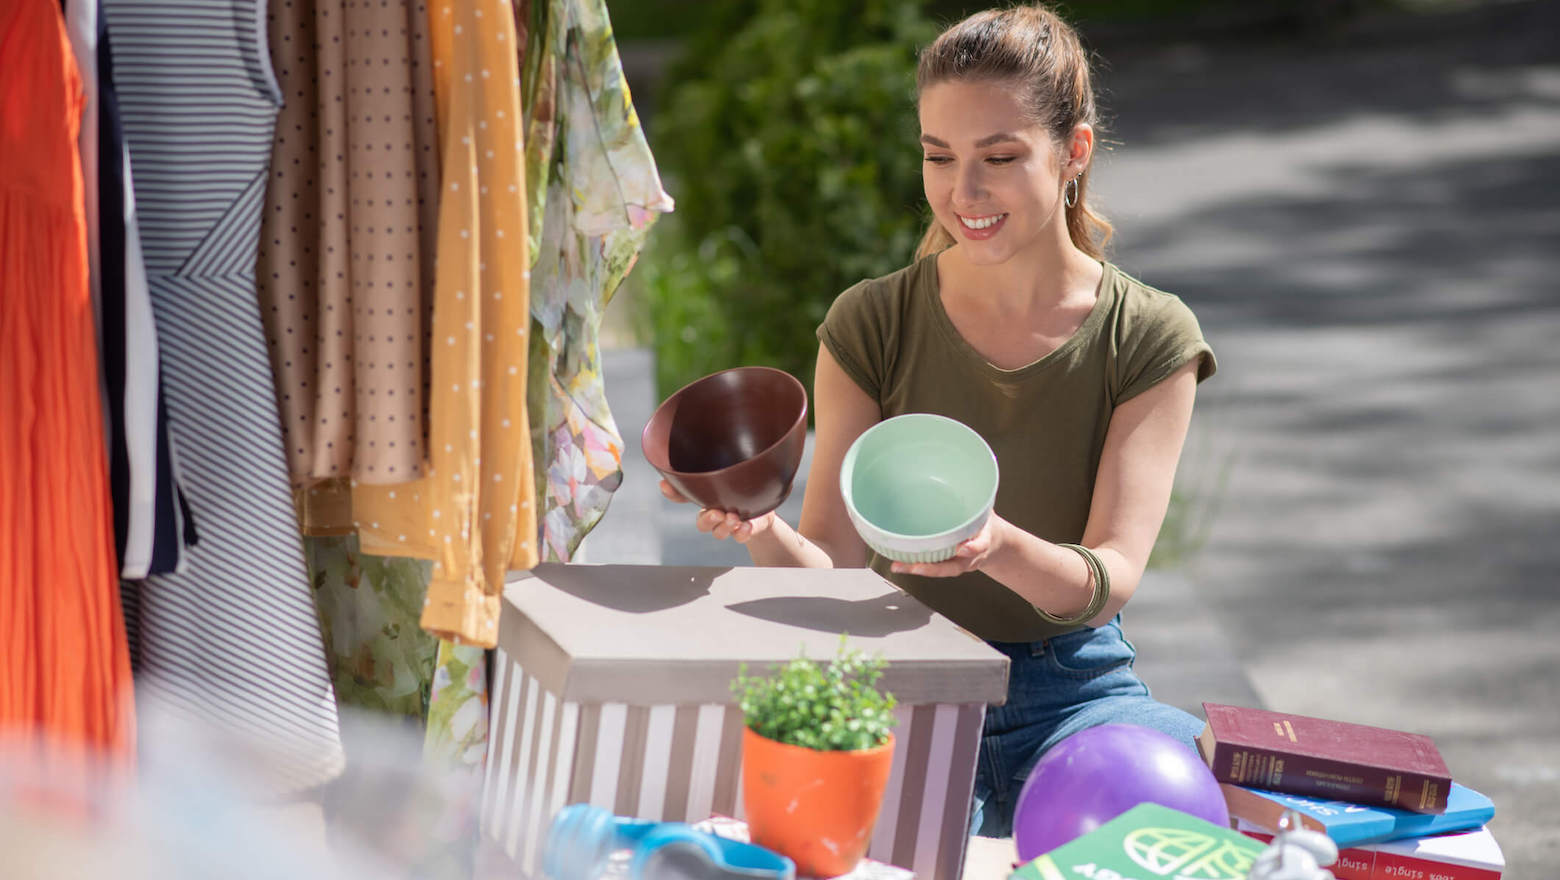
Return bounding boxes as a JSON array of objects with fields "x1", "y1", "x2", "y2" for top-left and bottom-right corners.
[{"x1": 840, "y1": 413, "x2": 999, "y2": 564}]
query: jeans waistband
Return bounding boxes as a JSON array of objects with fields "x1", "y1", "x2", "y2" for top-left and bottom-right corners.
[{"x1": 986, "y1": 614, "x2": 1126, "y2": 658}]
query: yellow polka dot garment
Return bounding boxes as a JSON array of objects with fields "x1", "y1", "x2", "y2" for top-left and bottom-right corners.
[{"x1": 351, "y1": 0, "x2": 536, "y2": 648}]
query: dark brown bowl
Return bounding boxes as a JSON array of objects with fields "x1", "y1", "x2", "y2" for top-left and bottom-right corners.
[{"x1": 641, "y1": 366, "x2": 809, "y2": 520}]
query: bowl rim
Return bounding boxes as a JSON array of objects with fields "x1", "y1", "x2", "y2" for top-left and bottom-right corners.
[
  {"x1": 839, "y1": 412, "x2": 1000, "y2": 545},
  {"x1": 640, "y1": 365, "x2": 809, "y2": 479}
]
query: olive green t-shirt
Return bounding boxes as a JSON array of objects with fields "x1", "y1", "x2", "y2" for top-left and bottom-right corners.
[{"x1": 816, "y1": 255, "x2": 1216, "y2": 643}]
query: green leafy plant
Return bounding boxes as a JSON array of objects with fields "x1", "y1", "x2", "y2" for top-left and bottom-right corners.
[
  {"x1": 732, "y1": 639, "x2": 898, "y2": 752},
  {"x1": 631, "y1": 0, "x2": 939, "y2": 401}
]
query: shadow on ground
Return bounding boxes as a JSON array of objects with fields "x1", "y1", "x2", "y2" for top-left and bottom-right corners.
[{"x1": 1093, "y1": 2, "x2": 1560, "y2": 871}]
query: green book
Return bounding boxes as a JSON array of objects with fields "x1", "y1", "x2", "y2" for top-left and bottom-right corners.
[{"x1": 1008, "y1": 803, "x2": 1267, "y2": 880}]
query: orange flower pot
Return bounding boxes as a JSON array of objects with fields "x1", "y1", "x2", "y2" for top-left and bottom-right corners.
[{"x1": 741, "y1": 727, "x2": 896, "y2": 878}]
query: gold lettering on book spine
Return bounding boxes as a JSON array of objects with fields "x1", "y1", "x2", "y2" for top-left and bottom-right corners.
[
  {"x1": 1240, "y1": 752, "x2": 1280, "y2": 787},
  {"x1": 1303, "y1": 770, "x2": 1364, "y2": 784},
  {"x1": 1419, "y1": 780, "x2": 1438, "y2": 811},
  {"x1": 1385, "y1": 774, "x2": 1401, "y2": 804},
  {"x1": 1268, "y1": 720, "x2": 1299, "y2": 743}
]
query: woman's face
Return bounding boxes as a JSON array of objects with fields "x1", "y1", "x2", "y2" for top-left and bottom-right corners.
[{"x1": 918, "y1": 79, "x2": 1080, "y2": 265}]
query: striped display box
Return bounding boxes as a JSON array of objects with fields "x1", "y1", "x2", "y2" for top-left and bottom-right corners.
[{"x1": 482, "y1": 564, "x2": 1009, "y2": 880}]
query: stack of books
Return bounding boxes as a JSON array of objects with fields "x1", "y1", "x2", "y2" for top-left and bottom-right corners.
[{"x1": 1197, "y1": 702, "x2": 1502, "y2": 880}]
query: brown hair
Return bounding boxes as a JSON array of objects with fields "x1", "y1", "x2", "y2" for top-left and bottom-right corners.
[{"x1": 914, "y1": 4, "x2": 1112, "y2": 260}]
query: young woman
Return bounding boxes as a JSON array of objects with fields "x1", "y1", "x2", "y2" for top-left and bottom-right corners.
[{"x1": 661, "y1": 4, "x2": 1218, "y2": 837}]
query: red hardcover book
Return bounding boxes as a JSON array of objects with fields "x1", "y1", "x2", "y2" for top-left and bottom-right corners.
[
  {"x1": 1240, "y1": 824, "x2": 1503, "y2": 880},
  {"x1": 1335, "y1": 845, "x2": 1376, "y2": 880},
  {"x1": 1369, "y1": 826, "x2": 1504, "y2": 880},
  {"x1": 1198, "y1": 703, "x2": 1451, "y2": 812},
  {"x1": 1239, "y1": 829, "x2": 1375, "y2": 880}
]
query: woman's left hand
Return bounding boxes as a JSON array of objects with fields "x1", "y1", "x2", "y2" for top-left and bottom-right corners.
[{"x1": 890, "y1": 514, "x2": 1006, "y2": 577}]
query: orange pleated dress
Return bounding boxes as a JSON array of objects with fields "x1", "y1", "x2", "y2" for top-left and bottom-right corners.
[{"x1": 0, "y1": 0, "x2": 135, "y2": 762}]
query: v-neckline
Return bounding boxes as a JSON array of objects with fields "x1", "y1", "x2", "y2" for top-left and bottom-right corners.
[{"x1": 924, "y1": 254, "x2": 1114, "y2": 379}]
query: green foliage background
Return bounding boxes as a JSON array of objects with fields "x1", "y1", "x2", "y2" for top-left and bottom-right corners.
[
  {"x1": 623, "y1": 0, "x2": 1265, "y2": 568},
  {"x1": 632, "y1": 0, "x2": 940, "y2": 399},
  {"x1": 625, "y1": 0, "x2": 1359, "y2": 399}
]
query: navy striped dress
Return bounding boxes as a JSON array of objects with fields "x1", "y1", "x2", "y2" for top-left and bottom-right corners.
[
  {"x1": 103, "y1": 0, "x2": 342, "y2": 791},
  {"x1": 83, "y1": 0, "x2": 198, "y2": 581}
]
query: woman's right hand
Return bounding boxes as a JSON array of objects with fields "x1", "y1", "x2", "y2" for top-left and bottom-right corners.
[{"x1": 658, "y1": 479, "x2": 776, "y2": 544}]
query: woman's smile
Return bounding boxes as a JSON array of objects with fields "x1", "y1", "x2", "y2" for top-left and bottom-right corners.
[{"x1": 956, "y1": 211, "x2": 1009, "y2": 239}]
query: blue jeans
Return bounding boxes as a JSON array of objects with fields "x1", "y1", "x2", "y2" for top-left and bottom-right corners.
[{"x1": 969, "y1": 616, "x2": 1205, "y2": 838}]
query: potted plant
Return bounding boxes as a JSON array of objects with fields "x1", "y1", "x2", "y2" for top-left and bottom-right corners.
[{"x1": 732, "y1": 639, "x2": 898, "y2": 878}]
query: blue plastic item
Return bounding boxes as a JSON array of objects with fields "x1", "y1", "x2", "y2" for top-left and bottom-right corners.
[{"x1": 542, "y1": 803, "x2": 797, "y2": 880}]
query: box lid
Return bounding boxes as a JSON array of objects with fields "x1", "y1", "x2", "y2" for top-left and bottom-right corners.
[{"x1": 501, "y1": 564, "x2": 1009, "y2": 706}]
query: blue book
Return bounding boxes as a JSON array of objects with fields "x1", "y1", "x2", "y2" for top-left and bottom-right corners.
[{"x1": 1219, "y1": 781, "x2": 1495, "y2": 847}]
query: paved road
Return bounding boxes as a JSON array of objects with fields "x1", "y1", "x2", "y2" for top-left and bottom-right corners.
[
  {"x1": 594, "y1": 2, "x2": 1559, "y2": 874},
  {"x1": 1093, "y1": 2, "x2": 1560, "y2": 874}
]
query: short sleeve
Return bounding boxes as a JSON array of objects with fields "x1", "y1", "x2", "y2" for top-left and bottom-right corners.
[
  {"x1": 1115, "y1": 291, "x2": 1217, "y2": 405},
  {"x1": 816, "y1": 279, "x2": 892, "y2": 402}
]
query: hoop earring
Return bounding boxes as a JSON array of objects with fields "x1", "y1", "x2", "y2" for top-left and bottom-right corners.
[{"x1": 1064, "y1": 175, "x2": 1080, "y2": 209}]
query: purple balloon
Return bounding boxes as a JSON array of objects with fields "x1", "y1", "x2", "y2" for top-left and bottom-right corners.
[{"x1": 1013, "y1": 723, "x2": 1229, "y2": 861}]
